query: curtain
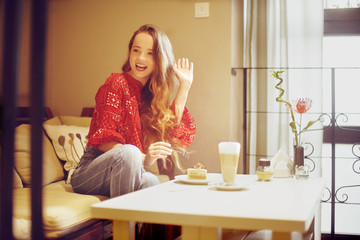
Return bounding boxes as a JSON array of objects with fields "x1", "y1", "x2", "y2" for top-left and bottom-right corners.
[
  {"x1": 244, "y1": 0, "x2": 268, "y2": 174},
  {"x1": 244, "y1": 0, "x2": 324, "y2": 175},
  {"x1": 244, "y1": 0, "x2": 323, "y2": 239},
  {"x1": 267, "y1": 0, "x2": 324, "y2": 177}
]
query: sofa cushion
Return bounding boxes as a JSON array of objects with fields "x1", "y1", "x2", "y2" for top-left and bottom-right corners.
[
  {"x1": 59, "y1": 116, "x2": 92, "y2": 127},
  {"x1": 43, "y1": 116, "x2": 62, "y2": 125},
  {"x1": 14, "y1": 124, "x2": 65, "y2": 186},
  {"x1": 13, "y1": 218, "x2": 31, "y2": 240},
  {"x1": 13, "y1": 181, "x2": 108, "y2": 239},
  {"x1": 156, "y1": 174, "x2": 170, "y2": 183},
  {"x1": 43, "y1": 124, "x2": 89, "y2": 184}
]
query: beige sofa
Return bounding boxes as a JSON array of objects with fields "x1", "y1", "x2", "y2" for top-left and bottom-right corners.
[{"x1": 12, "y1": 115, "x2": 170, "y2": 239}]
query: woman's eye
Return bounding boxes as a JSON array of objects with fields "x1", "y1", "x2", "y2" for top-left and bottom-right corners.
[{"x1": 148, "y1": 52, "x2": 153, "y2": 55}]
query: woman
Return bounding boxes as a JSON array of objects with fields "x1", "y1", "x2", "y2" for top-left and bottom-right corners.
[{"x1": 71, "y1": 24, "x2": 196, "y2": 198}]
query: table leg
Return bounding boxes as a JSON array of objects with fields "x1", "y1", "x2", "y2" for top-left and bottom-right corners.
[
  {"x1": 182, "y1": 226, "x2": 220, "y2": 240},
  {"x1": 113, "y1": 220, "x2": 131, "y2": 240},
  {"x1": 272, "y1": 231, "x2": 291, "y2": 240},
  {"x1": 306, "y1": 216, "x2": 315, "y2": 240}
]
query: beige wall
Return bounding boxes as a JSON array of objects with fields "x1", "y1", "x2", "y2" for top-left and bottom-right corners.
[
  {"x1": 0, "y1": 0, "x2": 32, "y2": 105},
  {"x1": 2, "y1": 0, "x2": 244, "y2": 173}
]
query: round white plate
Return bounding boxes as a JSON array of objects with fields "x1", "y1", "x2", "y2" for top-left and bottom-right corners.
[
  {"x1": 174, "y1": 175, "x2": 210, "y2": 185},
  {"x1": 214, "y1": 183, "x2": 248, "y2": 191}
]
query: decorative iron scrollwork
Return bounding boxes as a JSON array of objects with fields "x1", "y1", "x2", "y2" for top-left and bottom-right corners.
[
  {"x1": 303, "y1": 142, "x2": 315, "y2": 172},
  {"x1": 335, "y1": 113, "x2": 360, "y2": 132},
  {"x1": 322, "y1": 187, "x2": 332, "y2": 203},
  {"x1": 352, "y1": 143, "x2": 360, "y2": 174},
  {"x1": 319, "y1": 113, "x2": 332, "y2": 128},
  {"x1": 335, "y1": 185, "x2": 360, "y2": 205}
]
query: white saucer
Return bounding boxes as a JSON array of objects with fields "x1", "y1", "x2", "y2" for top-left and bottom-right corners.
[
  {"x1": 214, "y1": 183, "x2": 248, "y2": 191},
  {"x1": 174, "y1": 175, "x2": 210, "y2": 185}
]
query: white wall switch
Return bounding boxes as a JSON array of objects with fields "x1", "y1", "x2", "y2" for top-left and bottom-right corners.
[{"x1": 195, "y1": 2, "x2": 209, "y2": 18}]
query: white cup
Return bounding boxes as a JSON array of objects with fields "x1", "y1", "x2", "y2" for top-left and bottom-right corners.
[{"x1": 218, "y1": 142, "x2": 241, "y2": 186}]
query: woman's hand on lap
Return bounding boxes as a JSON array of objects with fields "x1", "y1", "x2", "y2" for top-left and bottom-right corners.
[{"x1": 144, "y1": 142, "x2": 172, "y2": 166}]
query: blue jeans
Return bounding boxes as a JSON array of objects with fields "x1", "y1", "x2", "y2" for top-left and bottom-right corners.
[{"x1": 71, "y1": 144, "x2": 160, "y2": 197}]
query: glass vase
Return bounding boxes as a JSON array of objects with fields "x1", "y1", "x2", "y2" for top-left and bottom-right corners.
[{"x1": 293, "y1": 145, "x2": 304, "y2": 174}]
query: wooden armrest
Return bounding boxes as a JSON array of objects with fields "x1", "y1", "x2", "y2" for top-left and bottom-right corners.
[
  {"x1": 16, "y1": 106, "x2": 54, "y2": 125},
  {"x1": 81, "y1": 107, "x2": 94, "y2": 117}
]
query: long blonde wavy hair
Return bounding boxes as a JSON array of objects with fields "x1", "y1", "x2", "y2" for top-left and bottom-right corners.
[{"x1": 122, "y1": 24, "x2": 184, "y2": 170}]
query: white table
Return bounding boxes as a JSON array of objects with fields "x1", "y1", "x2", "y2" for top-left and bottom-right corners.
[{"x1": 91, "y1": 174, "x2": 325, "y2": 240}]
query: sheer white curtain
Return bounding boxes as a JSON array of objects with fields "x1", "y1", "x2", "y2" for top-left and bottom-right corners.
[
  {"x1": 245, "y1": 1, "x2": 324, "y2": 238},
  {"x1": 244, "y1": 0, "x2": 268, "y2": 174},
  {"x1": 266, "y1": 0, "x2": 324, "y2": 176},
  {"x1": 244, "y1": 0, "x2": 324, "y2": 173}
]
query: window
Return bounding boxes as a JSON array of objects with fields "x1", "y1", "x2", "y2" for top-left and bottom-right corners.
[
  {"x1": 324, "y1": 0, "x2": 360, "y2": 8},
  {"x1": 321, "y1": 0, "x2": 360, "y2": 236},
  {"x1": 324, "y1": 0, "x2": 360, "y2": 35}
]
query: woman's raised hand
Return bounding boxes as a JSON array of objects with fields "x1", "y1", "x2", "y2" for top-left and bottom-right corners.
[
  {"x1": 144, "y1": 142, "x2": 173, "y2": 166},
  {"x1": 174, "y1": 58, "x2": 194, "y2": 91}
]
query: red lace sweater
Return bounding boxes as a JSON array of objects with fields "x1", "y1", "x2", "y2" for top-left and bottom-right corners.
[{"x1": 87, "y1": 72, "x2": 196, "y2": 153}]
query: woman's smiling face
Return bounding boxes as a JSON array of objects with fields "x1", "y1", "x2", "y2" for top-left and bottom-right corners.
[{"x1": 128, "y1": 32, "x2": 155, "y2": 85}]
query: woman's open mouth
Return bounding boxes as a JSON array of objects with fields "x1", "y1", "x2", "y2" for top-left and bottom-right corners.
[{"x1": 136, "y1": 64, "x2": 147, "y2": 71}]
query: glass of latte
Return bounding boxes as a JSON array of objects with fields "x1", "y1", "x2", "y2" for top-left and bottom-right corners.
[{"x1": 218, "y1": 142, "x2": 241, "y2": 186}]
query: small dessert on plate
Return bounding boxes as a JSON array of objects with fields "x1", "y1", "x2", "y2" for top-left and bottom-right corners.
[{"x1": 187, "y1": 162, "x2": 207, "y2": 180}]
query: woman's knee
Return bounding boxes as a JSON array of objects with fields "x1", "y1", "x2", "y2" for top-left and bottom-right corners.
[
  {"x1": 118, "y1": 144, "x2": 143, "y2": 168},
  {"x1": 141, "y1": 172, "x2": 160, "y2": 189}
]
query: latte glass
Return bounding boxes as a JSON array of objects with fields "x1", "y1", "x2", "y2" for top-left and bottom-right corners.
[{"x1": 218, "y1": 142, "x2": 241, "y2": 186}]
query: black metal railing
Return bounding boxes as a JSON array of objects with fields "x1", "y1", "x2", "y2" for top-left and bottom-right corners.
[{"x1": 231, "y1": 66, "x2": 360, "y2": 239}]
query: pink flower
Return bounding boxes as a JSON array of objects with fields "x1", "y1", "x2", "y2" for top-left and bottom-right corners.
[
  {"x1": 273, "y1": 71, "x2": 320, "y2": 147},
  {"x1": 292, "y1": 98, "x2": 312, "y2": 114}
]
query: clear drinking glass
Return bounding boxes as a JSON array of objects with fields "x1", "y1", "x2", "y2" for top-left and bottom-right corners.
[
  {"x1": 218, "y1": 142, "x2": 241, "y2": 186},
  {"x1": 295, "y1": 165, "x2": 310, "y2": 180}
]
